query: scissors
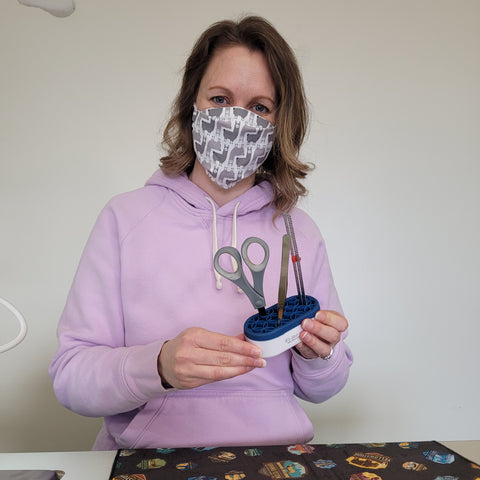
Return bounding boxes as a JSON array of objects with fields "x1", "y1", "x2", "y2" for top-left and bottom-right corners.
[{"x1": 213, "y1": 237, "x2": 269, "y2": 316}]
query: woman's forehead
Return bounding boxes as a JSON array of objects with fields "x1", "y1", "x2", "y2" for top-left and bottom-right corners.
[{"x1": 201, "y1": 45, "x2": 276, "y2": 100}]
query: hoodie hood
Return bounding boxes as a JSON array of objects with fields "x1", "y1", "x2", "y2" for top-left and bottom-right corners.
[
  {"x1": 146, "y1": 169, "x2": 275, "y2": 289},
  {"x1": 145, "y1": 169, "x2": 275, "y2": 218}
]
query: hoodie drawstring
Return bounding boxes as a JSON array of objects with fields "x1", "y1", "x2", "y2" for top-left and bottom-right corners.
[{"x1": 206, "y1": 197, "x2": 240, "y2": 290}]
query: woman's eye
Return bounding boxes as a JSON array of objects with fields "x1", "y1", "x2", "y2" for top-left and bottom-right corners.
[
  {"x1": 252, "y1": 104, "x2": 268, "y2": 114},
  {"x1": 212, "y1": 96, "x2": 227, "y2": 105}
]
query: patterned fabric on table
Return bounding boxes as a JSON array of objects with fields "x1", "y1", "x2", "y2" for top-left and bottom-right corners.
[{"x1": 109, "y1": 441, "x2": 480, "y2": 479}]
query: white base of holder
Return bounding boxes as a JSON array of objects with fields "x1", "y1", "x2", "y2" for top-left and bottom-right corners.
[{"x1": 246, "y1": 324, "x2": 303, "y2": 358}]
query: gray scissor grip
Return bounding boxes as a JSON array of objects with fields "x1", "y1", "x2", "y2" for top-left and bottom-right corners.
[
  {"x1": 213, "y1": 237, "x2": 269, "y2": 311},
  {"x1": 213, "y1": 247, "x2": 265, "y2": 309},
  {"x1": 213, "y1": 247, "x2": 243, "y2": 282},
  {"x1": 241, "y1": 237, "x2": 269, "y2": 297}
]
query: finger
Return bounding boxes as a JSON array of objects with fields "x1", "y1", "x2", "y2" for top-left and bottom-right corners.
[
  {"x1": 194, "y1": 364, "x2": 259, "y2": 383},
  {"x1": 177, "y1": 364, "x2": 257, "y2": 389},
  {"x1": 293, "y1": 341, "x2": 317, "y2": 359},
  {"x1": 301, "y1": 318, "x2": 341, "y2": 345},
  {"x1": 314, "y1": 310, "x2": 348, "y2": 332},
  {"x1": 297, "y1": 330, "x2": 333, "y2": 359},
  {"x1": 192, "y1": 348, "x2": 267, "y2": 369},
  {"x1": 194, "y1": 329, "x2": 263, "y2": 358}
]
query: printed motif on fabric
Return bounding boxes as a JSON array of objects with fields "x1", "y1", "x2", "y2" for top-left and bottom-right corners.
[
  {"x1": 109, "y1": 441, "x2": 478, "y2": 480},
  {"x1": 192, "y1": 106, "x2": 274, "y2": 189}
]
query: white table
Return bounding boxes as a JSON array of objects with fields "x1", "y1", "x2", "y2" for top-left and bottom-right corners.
[
  {"x1": 0, "y1": 450, "x2": 116, "y2": 480},
  {"x1": 1, "y1": 441, "x2": 478, "y2": 479},
  {"x1": 441, "y1": 440, "x2": 480, "y2": 463}
]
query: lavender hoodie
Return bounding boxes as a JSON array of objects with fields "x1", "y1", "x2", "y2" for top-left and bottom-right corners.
[{"x1": 49, "y1": 170, "x2": 353, "y2": 450}]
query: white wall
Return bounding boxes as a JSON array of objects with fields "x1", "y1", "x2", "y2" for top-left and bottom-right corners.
[{"x1": 1, "y1": 0, "x2": 479, "y2": 452}]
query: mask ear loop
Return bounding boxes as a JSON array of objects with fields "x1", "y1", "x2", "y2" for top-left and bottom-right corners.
[{"x1": 0, "y1": 296, "x2": 28, "y2": 353}]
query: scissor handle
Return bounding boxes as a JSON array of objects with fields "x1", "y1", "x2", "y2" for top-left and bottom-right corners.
[
  {"x1": 213, "y1": 238, "x2": 269, "y2": 311},
  {"x1": 241, "y1": 237, "x2": 269, "y2": 272},
  {"x1": 241, "y1": 237, "x2": 269, "y2": 297},
  {"x1": 213, "y1": 247, "x2": 243, "y2": 283}
]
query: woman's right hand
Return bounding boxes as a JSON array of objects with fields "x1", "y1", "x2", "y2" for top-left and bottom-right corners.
[{"x1": 157, "y1": 327, "x2": 266, "y2": 390}]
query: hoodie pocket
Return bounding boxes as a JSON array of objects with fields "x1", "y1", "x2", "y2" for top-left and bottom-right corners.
[
  {"x1": 116, "y1": 389, "x2": 313, "y2": 449},
  {"x1": 115, "y1": 395, "x2": 168, "y2": 448}
]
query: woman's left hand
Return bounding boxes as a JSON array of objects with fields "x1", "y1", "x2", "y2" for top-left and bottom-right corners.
[{"x1": 294, "y1": 310, "x2": 348, "y2": 360}]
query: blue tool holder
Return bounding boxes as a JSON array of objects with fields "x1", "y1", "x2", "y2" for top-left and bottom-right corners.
[{"x1": 244, "y1": 295, "x2": 319, "y2": 342}]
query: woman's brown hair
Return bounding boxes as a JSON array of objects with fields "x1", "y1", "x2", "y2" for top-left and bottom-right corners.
[{"x1": 160, "y1": 15, "x2": 311, "y2": 212}]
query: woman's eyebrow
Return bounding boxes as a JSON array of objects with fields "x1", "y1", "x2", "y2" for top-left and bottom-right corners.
[
  {"x1": 207, "y1": 86, "x2": 275, "y2": 105},
  {"x1": 251, "y1": 94, "x2": 276, "y2": 105},
  {"x1": 206, "y1": 85, "x2": 233, "y2": 95}
]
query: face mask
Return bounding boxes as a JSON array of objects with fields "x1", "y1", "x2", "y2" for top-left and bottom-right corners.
[{"x1": 192, "y1": 105, "x2": 275, "y2": 189}]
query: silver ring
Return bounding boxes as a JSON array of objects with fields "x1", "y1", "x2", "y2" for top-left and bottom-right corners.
[{"x1": 321, "y1": 345, "x2": 334, "y2": 360}]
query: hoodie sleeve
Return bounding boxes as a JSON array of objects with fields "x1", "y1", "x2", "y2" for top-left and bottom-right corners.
[
  {"x1": 48, "y1": 204, "x2": 169, "y2": 417},
  {"x1": 289, "y1": 210, "x2": 353, "y2": 403}
]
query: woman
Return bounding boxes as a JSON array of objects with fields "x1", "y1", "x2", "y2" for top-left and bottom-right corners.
[{"x1": 49, "y1": 15, "x2": 353, "y2": 450}]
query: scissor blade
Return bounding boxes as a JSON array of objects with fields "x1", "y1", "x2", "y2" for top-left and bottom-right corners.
[{"x1": 277, "y1": 234, "x2": 290, "y2": 324}]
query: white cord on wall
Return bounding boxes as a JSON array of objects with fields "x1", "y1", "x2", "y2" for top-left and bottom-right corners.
[
  {"x1": 17, "y1": 0, "x2": 76, "y2": 18},
  {"x1": 0, "y1": 296, "x2": 28, "y2": 353}
]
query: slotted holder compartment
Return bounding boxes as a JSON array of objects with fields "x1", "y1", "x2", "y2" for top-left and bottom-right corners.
[{"x1": 244, "y1": 295, "x2": 319, "y2": 358}]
